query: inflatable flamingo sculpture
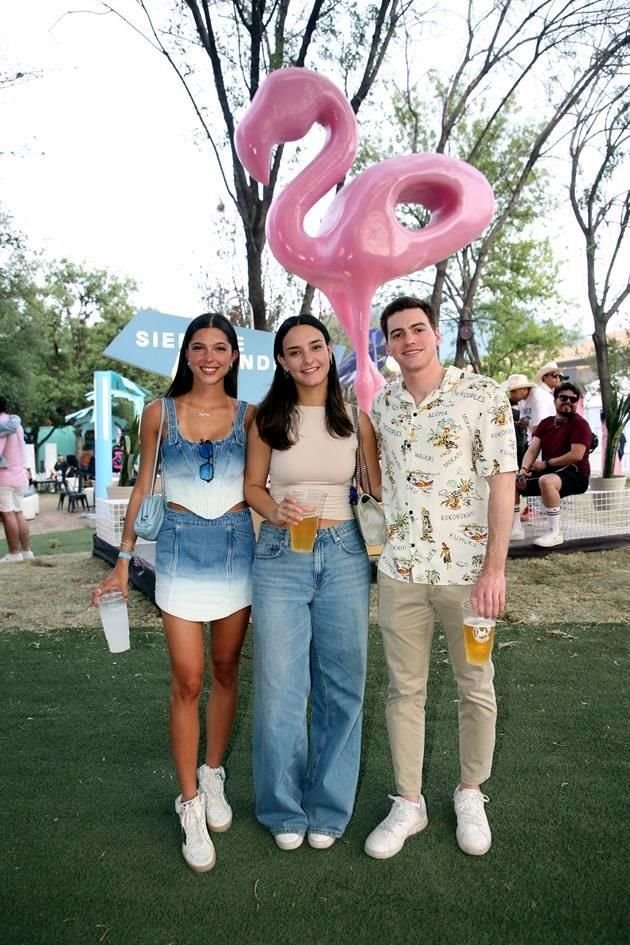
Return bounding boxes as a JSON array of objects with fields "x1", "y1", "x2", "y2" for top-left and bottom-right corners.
[{"x1": 235, "y1": 67, "x2": 494, "y2": 411}]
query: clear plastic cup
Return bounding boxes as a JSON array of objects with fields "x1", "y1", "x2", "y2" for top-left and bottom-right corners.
[
  {"x1": 462, "y1": 602, "x2": 495, "y2": 665},
  {"x1": 98, "y1": 590, "x2": 130, "y2": 653},
  {"x1": 288, "y1": 489, "x2": 327, "y2": 553}
]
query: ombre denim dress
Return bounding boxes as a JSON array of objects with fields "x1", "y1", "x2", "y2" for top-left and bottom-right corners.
[{"x1": 154, "y1": 398, "x2": 255, "y2": 621}]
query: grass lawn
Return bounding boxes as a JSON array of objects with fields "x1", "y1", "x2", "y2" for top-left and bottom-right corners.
[
  {"x1": 1, "y1": 621, "x2": 628, "y2": 945},
  {"x1": 0, "y1": 528, "x2": 93, "y2": 557}
]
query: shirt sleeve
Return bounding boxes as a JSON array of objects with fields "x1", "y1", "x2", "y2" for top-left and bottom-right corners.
[
  {"x1": 572, "y1": 416, "x2": 593, "y2": 449},
  {"x1": 533, "y1": 417, "x2": 550, "y2": 440},
  {"x1": 0, "y1": 415, "x2": 20, "y2": 438},
  {"x1": 370, "y1": 394, "x2": 383, "y2": 449},
  {"x1": 528, "y1": 387, "x2": 553, "y2": 430},
  {"x1": 475, "y1": 384, "x2": 518, "y2": 477}
]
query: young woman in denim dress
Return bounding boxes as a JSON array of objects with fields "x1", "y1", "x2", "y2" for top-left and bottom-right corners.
[
  {"x1": 93, "y1": 313, "x2": 255, "y2": 872},
  {"x1": 244, "y1": 314, "x2": 381, "y2": 851}
]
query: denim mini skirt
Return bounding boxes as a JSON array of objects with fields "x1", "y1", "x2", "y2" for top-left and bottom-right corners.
[{"x1": 155, "y1": 506, "x2": 255, "y2": 622}]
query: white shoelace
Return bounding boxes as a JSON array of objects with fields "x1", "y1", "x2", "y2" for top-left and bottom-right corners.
[
  {"x1": 381, "y1": 794, "x2": 421, "y2": 832},
  {"x1": 456, "y1": 792, "x2": 489, "y2": 827},
  {"x1": 180, "y1": 798, "x2": 208, "y2": 848}
]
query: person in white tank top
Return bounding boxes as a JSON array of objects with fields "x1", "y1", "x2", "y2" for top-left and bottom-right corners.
[
  {"x1": 92, "y1": 313, "x2": 256, "y2": 874},
  {"x1": 245, "y1": 314, "x2": 381, "y2": 851}
]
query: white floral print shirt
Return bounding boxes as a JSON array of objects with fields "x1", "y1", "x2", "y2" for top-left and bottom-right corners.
[{"x1": 371, "y1": 366, "x2": 517, "y2": 586}]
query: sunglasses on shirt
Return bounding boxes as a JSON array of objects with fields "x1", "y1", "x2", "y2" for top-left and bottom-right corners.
[
  {"x1": 199, "y1": 440, "x2": 214, "y2": 482},
  {"x1": 557, "y1": 394, "x2": 578, "y2": 403}
]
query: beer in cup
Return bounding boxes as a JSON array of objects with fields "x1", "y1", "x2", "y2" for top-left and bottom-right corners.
[
  {"x1": 462, "y1": 602, "x2": 495, "y2": 665},
  {"x1": 288, "y1": 489, "x2": 327, "y2": 553}
]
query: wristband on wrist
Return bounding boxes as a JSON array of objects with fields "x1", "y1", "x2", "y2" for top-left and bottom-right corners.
[{"x1": 118, "y1": 550, "x2": 133, "y2": 561}]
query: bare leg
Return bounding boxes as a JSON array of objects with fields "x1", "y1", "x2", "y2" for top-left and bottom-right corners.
[
  {"x1": 16, "y1": 512, "x2": 31, "y2": 552},
  {"x1": 205, "y1": 606, "x2": 250, "y2": 767},
  {"x1": 539, "y1": 473, "x2": 562, "y2": 508},
  {"x1": 162, "y1": 612, "x2": 205, "y2": 801},
  {"x1": 0, "y1": 511, "x2": 20, "y2": 554}
]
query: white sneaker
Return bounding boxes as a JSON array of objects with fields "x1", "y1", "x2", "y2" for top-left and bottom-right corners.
[
  {"x1": 533, "y1": 531, "x2": 564, "y2": 548},
  {"x1": 0, "y1": 553, "x2": 23, "y2": 563},
  {"x1": 454, "y1": 788, "x2": 491, "y2": 856},
  {"x1": 197, "y1": 764, "x2": 232, "y2": 832},
  {"x1": 274, "y1": 832, "x2": 304, "y2": 851},
  {"x1": 510, "y1": 528, "x2": 525, "y2": 541},
  {"x1": 21, "y1": 550, "x2": 35, "y2": 560},
  {"x1": 307, "y1": 832, "x2": 336, "y2": 849},
  {"x1": 174, "y1": 793, "x2": 216, "y2": 872},
  {"x1": 364, "y1": 795, "x2": 428, "y2": 860}
]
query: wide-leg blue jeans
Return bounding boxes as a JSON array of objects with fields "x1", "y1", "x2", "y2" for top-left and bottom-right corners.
[{"x1": 252, "y1": 520, "x2": 371, "y2": 838}]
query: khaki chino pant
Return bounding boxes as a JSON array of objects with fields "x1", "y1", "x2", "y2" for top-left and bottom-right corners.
[{"x1": 377, "y1": 572, "x2": 497, "y2": 795}]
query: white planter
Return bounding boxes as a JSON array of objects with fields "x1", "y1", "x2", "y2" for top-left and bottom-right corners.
[
  {"x1": 589, "y1": 475, "x2": 627, "y2": 513},
  {"x1": 589, "y1": 476, "x2": 627, "y2": 492},
  {"x1": 106, "y1": 485, "x2": 134, "y2": 500}
]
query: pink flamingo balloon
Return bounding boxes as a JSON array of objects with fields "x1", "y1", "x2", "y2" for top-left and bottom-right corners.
[{"x1": 235, "y1": 67, "x2": 494, "y2": 411}]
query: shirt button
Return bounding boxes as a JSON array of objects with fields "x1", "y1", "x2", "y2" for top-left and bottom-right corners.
[
  {"x1": 411, "y1": 543, "x2": 415, "y2": 548},
  {"x1": 413, "y1": 412, "x2": 417, "y2": 417}
]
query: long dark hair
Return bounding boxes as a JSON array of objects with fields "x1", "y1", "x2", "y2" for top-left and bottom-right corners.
[
  {"x1": 256, "y1": 314, "x2": 353, "y2": 450},
  {"x1": 165, "y1": 313, "x2": 240, "y2": 399}
]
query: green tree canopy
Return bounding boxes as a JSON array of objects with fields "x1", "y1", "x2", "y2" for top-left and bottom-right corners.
[{"x1": 0, "y1": 210, "x2": 164, "y2": 446}]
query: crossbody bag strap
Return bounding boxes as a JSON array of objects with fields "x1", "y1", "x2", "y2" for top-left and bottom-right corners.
[
  {"x1": 351, "y1": 404, "x2": 371, "y2": 495},
  {"x1": 149, "y1": 399, "x2": 165, "y2": 497}
]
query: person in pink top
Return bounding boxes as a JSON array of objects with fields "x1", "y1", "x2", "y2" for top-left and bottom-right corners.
[{"x1": 0, "y1": 396, "x2": 34, "y2": 563}]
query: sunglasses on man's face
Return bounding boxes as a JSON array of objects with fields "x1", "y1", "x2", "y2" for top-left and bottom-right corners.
[
  {"x1": 557, "y1": 394, "x2": 578, "y2": 403},
  {"x1": 199, "y1": 440, "x2": 214, "y2": 482},
  {"x1": 547, "y1": 372, "x2": 564, "y2": 379}
]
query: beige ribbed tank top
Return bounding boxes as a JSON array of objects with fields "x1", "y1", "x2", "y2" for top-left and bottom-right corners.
[{"x1": 269, "y1": 406, "x2": 357, "y2": 520}]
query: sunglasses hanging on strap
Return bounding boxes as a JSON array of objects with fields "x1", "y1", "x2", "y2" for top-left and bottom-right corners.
[
  {"x1": 199, "y1": 439, "x2": 214, "y2": 482},
  {"x1": 350, "y1": 405, "x2": 386, "y2": 546}
]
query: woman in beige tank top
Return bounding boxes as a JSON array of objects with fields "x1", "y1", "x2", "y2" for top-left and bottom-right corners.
[{"x1": 245, "y1": 314, "x2": 380, "y2": 852}]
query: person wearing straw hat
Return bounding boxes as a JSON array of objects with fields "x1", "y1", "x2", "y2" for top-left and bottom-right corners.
[
  {"x1": 502, "y1": 374, "x2": 534, "y2": 540},
  {"x1": 521, "y1": 361, "x2": 568, "y2": 437}
]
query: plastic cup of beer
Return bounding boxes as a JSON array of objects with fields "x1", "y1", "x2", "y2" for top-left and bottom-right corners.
[
  {"x1": 288, "y1": 489, "x2": 327, "y2": 553},
  {"x1": 462, "y1": 602, "x2": 495, "y2": 665},
  {"x1": 98, "y1": 590, "x2": 130, "y2": 653}
]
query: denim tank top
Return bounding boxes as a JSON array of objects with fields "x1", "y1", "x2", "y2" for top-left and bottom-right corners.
[{"x1": 160, "y1": 398, "x2": 248, "y2": 520}]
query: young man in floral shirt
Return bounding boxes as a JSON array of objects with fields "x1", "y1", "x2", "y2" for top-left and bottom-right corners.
[{"x1": 365, "y1": 297, "x2": 516, "y2": 860}]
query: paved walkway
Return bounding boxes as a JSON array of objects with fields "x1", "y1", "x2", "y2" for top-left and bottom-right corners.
[{"x1": 26, "y1": 492, "x2": 94, "y2": 536}]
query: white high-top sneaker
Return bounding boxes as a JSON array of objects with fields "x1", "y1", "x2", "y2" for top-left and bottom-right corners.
[
  {"x1": 197, "y1": 764, "x2": 233, "y2": 832},
  {"x1": 174, "y1": 793, "x2": 216, "y2": 872}
]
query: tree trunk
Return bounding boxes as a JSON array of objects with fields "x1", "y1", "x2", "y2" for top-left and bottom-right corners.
[
  {"x1": 244, "y1": 231, "x2": 267, "y2": 331},
  {"x1": 592, "y1": 325, "x2": 613, "y2": 419},
  {"x1": 300, "y1": 284, "x2": 316, "y2": 315},
  {"x1": 430, "y1": 260, "x2": 448, "y2": 326}
]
